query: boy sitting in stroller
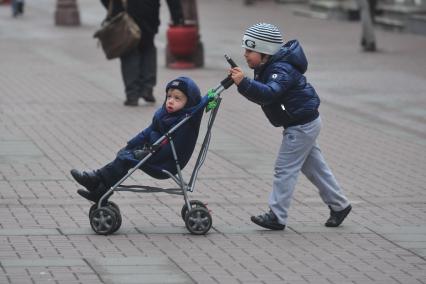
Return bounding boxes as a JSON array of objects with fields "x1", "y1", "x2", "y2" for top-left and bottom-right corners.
[{"x1": 71, "y1": 77, "x2": 203, "y2": 203}]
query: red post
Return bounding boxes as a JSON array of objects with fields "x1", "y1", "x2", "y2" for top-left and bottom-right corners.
[{"x1": 166, "y1": 0, "x2": 204, "y2": 69}]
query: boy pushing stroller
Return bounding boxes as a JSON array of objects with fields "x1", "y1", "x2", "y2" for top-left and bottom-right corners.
[{"x1": 71, "y1": 77, "x2": 203, "y2": 204}]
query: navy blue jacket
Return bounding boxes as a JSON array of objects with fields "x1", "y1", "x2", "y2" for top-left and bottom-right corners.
[
  {"x1": 237, "y1": 40, "x2": 320, "y2": 128},
  {"x1": 124, "y1": 77, "x2": 203, "y2": 179}
]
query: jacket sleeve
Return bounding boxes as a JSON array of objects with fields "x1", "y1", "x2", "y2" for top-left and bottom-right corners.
[
  {"x1": 100, "y1": 0, "x2": 108, "y2": 9},
  {"x1": 166, "y1": 0, "x2": 184, "y2": 25},
  {"x1": 237, "y1": 63, "x2": 299, "y2": 106},
  {"x1": 100, "y1": 0, "x2": 123, "y2": 16},
  {"x1": 126, "y1": 124, "x2": 153, "y2": 149}
]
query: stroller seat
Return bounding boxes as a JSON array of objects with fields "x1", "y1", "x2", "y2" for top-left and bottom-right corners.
[{"x1": 139, "y1": 95, "x2": 208, "y2": 180}]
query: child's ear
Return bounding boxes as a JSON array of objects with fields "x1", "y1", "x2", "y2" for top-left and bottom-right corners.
[{"x1": 261, "y1": 54, "x2": 270, "y2": 63}]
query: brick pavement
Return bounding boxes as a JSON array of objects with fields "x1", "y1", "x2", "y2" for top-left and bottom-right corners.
[{"x1": 1, "y1": 0, "x2": 426, "y2": 283}]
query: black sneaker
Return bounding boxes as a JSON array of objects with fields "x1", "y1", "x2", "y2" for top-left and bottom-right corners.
[
  {"x1": 251, "y1": 210, "x2": 285, "y2": 230},
  {"x1": 70, "y1": 169, "x2": 100, "y2": 191},
  {"x1": 77, "y1": 189, "x2": 98, "y2": 203},
  {"x1": 325, "y1": 205, "x2": 352, "y2": 227},
  {"x1": 77, "y1": 182, "x2": 111, "y2": 204}
]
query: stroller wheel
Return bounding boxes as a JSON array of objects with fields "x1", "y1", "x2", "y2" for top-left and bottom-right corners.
[
  {"x1": 106, "y1": 201, "x2": 120, "y2": 213},
  {"x1": 107, "y1": 204, "x2": 122, "y2": 233},
  {"x1": 185, "y1": 207, "x2": 212, "y2": 235},
  {"x1": 181, "y1": 200, "x2": 207, "y2": 221},
  {"x1": 89, "y1": 201, "x2": 120, "y2": 218},
  {"x1": 90, "y1": 207, "x2": 118, "y2": 235}
]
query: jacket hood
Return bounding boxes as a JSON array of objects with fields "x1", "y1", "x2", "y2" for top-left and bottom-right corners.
[
  {"x1": 165, "y1": 76, "x2": 201, "y2": 110},
  {"x1": 270, "y1": 40, "x2": 308, "y2": 74}
]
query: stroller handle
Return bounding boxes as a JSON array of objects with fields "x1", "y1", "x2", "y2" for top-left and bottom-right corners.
[
  {"x1": 225, "y1": 54, "x2": 238, "y2": 68},
  {"x1": 221, "y1": 54, "x2": 238, "y2": 89}
]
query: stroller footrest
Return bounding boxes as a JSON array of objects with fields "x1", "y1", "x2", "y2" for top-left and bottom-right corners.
[{"x1": 115, "y1": 185, "x2": 183, "y2": 195}]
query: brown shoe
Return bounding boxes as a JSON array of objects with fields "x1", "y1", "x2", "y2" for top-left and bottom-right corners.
[
  {"x1": 141, "y1": 92, "x2": 156, "y2": 103},
  {"x1": 363, "y1": 42, "x2": 376, "y2": 52}
]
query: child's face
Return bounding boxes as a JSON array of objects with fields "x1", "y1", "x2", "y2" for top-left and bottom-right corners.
[
  {"x1": 244, "y1": 49, "x2": 263, "y2": 69},
  {"x1": 166, "y1": 89, "x2": 188, "y2": 113}
]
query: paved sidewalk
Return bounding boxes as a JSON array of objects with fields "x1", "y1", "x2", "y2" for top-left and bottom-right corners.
[{"x1": 1, "y1": 0, "x2": 426, "y2": 283}]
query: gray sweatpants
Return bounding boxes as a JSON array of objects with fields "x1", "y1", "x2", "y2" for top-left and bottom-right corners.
[{"x1": 269, "y1": 117, "x2": 350, "y2": 225}]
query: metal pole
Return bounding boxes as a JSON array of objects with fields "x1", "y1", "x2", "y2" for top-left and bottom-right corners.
[
  {"x1": 166, "y1": 0, "x2": 204, "y2": 68},
  {"x1": 181, "y1": 0, "x2": 199, "y2": 24}
]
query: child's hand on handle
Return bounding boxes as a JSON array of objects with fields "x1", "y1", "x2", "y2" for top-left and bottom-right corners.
[{"x1": 229, "y1": 67, "x2": 244, "y2": 86}]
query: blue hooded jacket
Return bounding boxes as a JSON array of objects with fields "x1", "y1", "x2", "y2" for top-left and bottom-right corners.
[
  {"x1": 124, "y1": 77, "x2": 203, "y2": 179},
  {"x1": 237, "y1": 40, "x2": 320, "y2": 128}
]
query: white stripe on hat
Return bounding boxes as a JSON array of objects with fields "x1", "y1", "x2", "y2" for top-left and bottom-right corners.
[{"x1": 242, "y1": 23, "x2": 283, "y2": 55}]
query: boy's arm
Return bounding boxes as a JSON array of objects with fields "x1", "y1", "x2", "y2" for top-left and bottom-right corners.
[
  {"x1": 126, "y1": 124, "x2": 153, "y2": 149},
  {"x1": 235, "y1": 64, "x2": 298, "y2": 105}
]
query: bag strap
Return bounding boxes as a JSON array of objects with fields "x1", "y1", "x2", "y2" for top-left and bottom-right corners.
[
  {"x1": 107, "y1": 0, "x2": 127, "y2": 18},
  {"x1": 107, "y1": 0, "x2": 113, "y2": 18},
  {"x1": 121, "y1": 0, "x2": 128, "y2": 11}
]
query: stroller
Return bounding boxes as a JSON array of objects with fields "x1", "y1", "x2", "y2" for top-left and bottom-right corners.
[{"x1": 87, "y1": 55, "x2": 238, "y2": 235}]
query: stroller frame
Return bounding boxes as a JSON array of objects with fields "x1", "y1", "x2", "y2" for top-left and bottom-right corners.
[{"x1": 89, "y1": 56, "x2": 237, "y2": 235}]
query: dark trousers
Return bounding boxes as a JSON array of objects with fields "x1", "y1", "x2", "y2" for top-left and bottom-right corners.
[
  {"x1": 368, "y1": 0, "x2": 377, "y2": 23},
  {"x1": 97, "y1": 148, "x2": 148, "y2": 188},
  {"x1": 12, "y1": 0, "x2": 24, "y2": 16},
  {"x1": 97, "y1": 156, "x2": 133, "y2": 189},
  {"x1": 120, "y1": 37, "x2": 157, "y2": 100},
  {"x1": 357, "y1": 0, "x2": 376, "y2": 46}
]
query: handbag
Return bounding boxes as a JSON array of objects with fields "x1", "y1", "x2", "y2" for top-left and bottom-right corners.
[{"x1": 93, "y1": 0, "x2": 141, "y2": 60}]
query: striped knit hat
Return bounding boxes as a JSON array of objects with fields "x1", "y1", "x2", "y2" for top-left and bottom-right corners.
[{"x1": 242, "y1": 23, "x2": 283, "y2": 55}]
